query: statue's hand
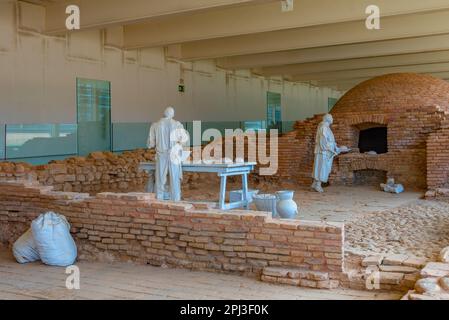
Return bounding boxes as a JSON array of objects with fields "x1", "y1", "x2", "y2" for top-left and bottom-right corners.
[{"x1": 338, "y1": 146, "x2": 350, "y2": 154}]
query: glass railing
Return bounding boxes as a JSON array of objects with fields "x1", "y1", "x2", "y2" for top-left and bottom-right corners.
[
  {"x1": 0, "y1": 120, "x2": 297, "y2": 164},
  {"x1": 112, "y1": 122, "x2": 151, "y2": 152},
  {"x1": 0, "y1": 125, "x2": 5, "y2": 160},
  {"x1": 5, "y1": 124, "x2": 77, "y2": 160},
  {"x1": 281, "y1": 121, "x2": 296, "y2": 133},
  {"x1": 77, "y1": 121, "x2": 111, "y2": 156}
]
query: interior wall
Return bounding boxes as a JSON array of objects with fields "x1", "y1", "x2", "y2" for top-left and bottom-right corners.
[{"x1": 0, "y1": 1, "x2": 342, "y2": 125}]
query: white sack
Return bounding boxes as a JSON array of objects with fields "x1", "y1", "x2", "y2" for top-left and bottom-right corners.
[
  {"x1": 12, "y1": 228, "x2": 40, "y2": 264},
  {"x1": 31, "y1": 212, "x2": 77, "y2": 267}
]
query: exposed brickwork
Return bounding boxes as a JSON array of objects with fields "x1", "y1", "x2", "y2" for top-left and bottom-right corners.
[
  {"x1": 0, "y1": 181, "x2": 344, "y2": 284},
  {"x1": 427, "y1": 124, "x2": 449, "y2": 191},
  {"x1": 402, "y1": 250, "x2": 449, "y2": 300},
  {"x1": 3, "y1": 73, "x2": 449, "y2": 191},
  {"x1": 0, "y1": 150, "x2": 154, "y2": 193},
  {"x1": 275, "y1": 73, "x2": 449, "y2": 189},
  {"x1": 341, "y1": 253, "x2": 427, "y2": 293},
  {"x1": 261, "y1": 266, "x2": 340, "y2": 289}
]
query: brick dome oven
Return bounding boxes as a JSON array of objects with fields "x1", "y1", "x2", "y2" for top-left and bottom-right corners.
[{"x1": 277, "y1": 73, "x2": 449, "y2": 190}]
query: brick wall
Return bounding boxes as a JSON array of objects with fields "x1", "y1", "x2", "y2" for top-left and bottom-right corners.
[
  {"x1": 0, "y1": 149, "x2": 154, "y2": 193},
  {"x1": 427, "y1": 125, "x2": 449, "y2": 190},
  {"x1": 0, "y1": 181, "x2": 344, "y2": 282},
  {"x1": 274, "y1": 73, "x2": 449, "y2": 189},
  {"x1": 4, "y1": 74, "x2": 448, "y2": 191}
]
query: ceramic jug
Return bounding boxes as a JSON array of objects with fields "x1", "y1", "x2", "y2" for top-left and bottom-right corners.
[{"x1": 276, "y1": 190, "x2": 298, "y2": 219}]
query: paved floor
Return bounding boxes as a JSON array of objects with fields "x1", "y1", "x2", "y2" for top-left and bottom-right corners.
[
  {"x1": 183, "y1": 184, "x2": 422, "y2": 222},
  {"x1": 0, "y1": 250, "x2": 401, "y2": 300},
  {"x1": 346, "y1": 199, "x2": 449, "y2": 259}
]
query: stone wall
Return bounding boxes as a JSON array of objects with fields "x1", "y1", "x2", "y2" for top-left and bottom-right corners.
[
  {"x1": 0, "y1": 150, "x2": 154, "y2": 193},
  {"x1": 0, "y1": 181, "x2": 344, "y2": 285}
]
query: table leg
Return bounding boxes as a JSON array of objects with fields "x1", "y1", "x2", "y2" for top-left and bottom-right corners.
[
  {"x1": 219, "y1": 175, "x2": 227, "y2": 210},
  {"x1": 242, "y1": 173, "x2": 249, "y2": 209},
  {"x1": 145, "y1": 172, "x2": 155, "y2": 193}
]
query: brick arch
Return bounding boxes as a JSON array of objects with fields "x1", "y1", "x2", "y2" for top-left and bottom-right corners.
[
  {"x1": 342, "y1": 114, "x2": 388, "y2": 126},
  {"x1": 346, "y1": 157, "x2": 389, "y2": 173}
]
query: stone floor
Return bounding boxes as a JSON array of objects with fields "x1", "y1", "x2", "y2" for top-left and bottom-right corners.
[
  {"x1": 346, "y1": 199, "x2": 449, "y2": 260},
  {"x1": 288, "y1": 185, "x2": 421, "y2": 223},
  {"x1": 183, "y1": 183, "x2": 422, "y2": 223},
  {"x1": 0, "y1": 249, "x2": 400, "y2": 300}
]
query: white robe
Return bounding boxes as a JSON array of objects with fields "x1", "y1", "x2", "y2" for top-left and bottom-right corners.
[
  {"x1": 147, "y1": 117, "x2": 185, "y2": 201},
  {"x1": 312, "y1": 122, "x2": 338, "y2": 183}
]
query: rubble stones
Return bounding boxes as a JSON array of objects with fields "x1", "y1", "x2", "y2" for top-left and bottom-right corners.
[
  {"x1": 346, "y1": 200, "x2": 449, "y2": 260},
  {"x1": 440, "y1": 247, "x2": 449, "y2": 263},
  {"x1": 346, "y1": 253, "x2": 426, "y2": 292},
  {"x1": 402, "y1": 257, "x2": 428, "y2": 269},
  {"x1": 383, "y1": 254, "x2": 409, "y2": 266},
  {"x1": 414, "y1": 278, "x2": 441, "y2": 294},
  {"x1": 362, "y1": 255, "x2": 383, "y2": 267},
  {"x1": 439, "y1": 277, "x2": 449, "y2": 291},
  {"x1": 261, "y1": 267, "x2": 338, "y2": 289},
  {"x1": 0, "y1": 149, "x2": 156, "y2": 194},
  {"x1": 379, "y1": 265, "x2": 418, "y2": 274},
  {"x1": 379, "y1": 272, "x2": 404, "y2": 285},
  {"x1": 402, "y1": 260, "x2": 449, "y2": 300},
  {"x1": 421, "y1": 262, "x2": 449, "y2": 278}
]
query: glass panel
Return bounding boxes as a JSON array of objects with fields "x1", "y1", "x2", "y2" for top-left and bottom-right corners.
[
  {"x1": 112, "y1": 122, "x2": 151, "y2": 152},
  {"x1": 5, "y1": 124, "x2": 77, "y2": 159},
  {"x1": 328, "y1": 97, "x2": 338, "y2": 112},
  {"x1": 267, "y1": 92, "x2": 282, "y2": 131},
  {"x1": 281, "y1": 121, "x2": 295, "y2": 134},
  {"x1": 183, "y1": 122, "x2": 195, "y2": 146},
  {"x1": 184, "y1": 121, "x2": 243, "y2": 146},
  {"x1": 201, "y1": 121, "x2": 242, "y2": 137},
  {"x1": 243, "y1": 121, "x2": 266, "y2": 131},
  {"x1": 77, "y1": 78, "x2": 111, "y2": 156},
  {"x1": 7, "y1": 155, "x2": 74, "y2": 166},
  {"x1": 0, "y1": 125, "x2": 5, "y2": 160}
]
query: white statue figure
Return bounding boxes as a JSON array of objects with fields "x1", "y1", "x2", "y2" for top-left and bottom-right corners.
[
  {"x1": 147, "y1": 107, "x2": 187, "y2": 201},
  {"x1": 311, "y1": 114, "x2": 348, "y2": 193}
]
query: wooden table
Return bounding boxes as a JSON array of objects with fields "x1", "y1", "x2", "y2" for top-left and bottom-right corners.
[{"x1": 139, "y1": 162, "x2": 257, "y2": 210}]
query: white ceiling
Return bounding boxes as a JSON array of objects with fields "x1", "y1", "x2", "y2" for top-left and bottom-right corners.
[{"x1": 28, "y1": 0, "x2": 449, "y2": 91}]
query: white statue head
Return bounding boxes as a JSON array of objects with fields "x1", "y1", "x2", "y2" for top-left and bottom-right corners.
[
  {"x1": 323, "y1": 114, "x2": 333, "y2": 125},
  {"x1": 164, "y1": 106, "x2": 175, "y2": 119}
]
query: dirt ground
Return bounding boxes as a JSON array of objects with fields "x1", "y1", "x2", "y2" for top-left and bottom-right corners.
[{"x1": 0, "y1": 248, "x2": 400, "y2": 300}]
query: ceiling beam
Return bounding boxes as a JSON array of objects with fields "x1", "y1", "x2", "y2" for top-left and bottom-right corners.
[
  {"x1": 44, "y1": 0, "x2": 268, "y2": 35},
  {"x1": 175, "y1": 9, "x2": 449, "y2": 60},
  {"x1": 256, "y1": 51, "x2": 449, "y2": 76},
  {"x1": 123, "y1": 0, "x2": 449, "y2": 49},
  {"x1": 314, "y1": 78, "x2": 372, "y2": 91},
  {"x1": 316, "y1": 77, "x2": 370, "y2": 87},
  {"x1": 289, "y1": 62, "x2": 449, "y2": 82},
  {"x1": 427, "y1": 72, "x2": 449, "y2": 79},
  {"x1": 216, "y1": 34, "x2": 449, "y2": 69}
]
